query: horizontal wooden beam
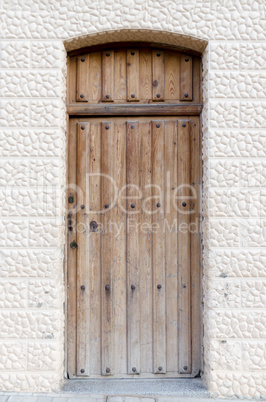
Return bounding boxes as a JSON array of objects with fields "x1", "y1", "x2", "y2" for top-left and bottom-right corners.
[{"x1": 67, "y1": 103, "x2": 203, "y2": 116}]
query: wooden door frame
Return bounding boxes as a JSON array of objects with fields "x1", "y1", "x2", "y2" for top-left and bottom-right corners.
[{"x1": 65, "y1": 42, "x2": 203, "y2": 379}]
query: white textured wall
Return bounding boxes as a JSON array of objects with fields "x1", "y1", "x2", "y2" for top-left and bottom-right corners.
[{"x1": 0, "y1": 0, "x2": 265, "y2": 398}]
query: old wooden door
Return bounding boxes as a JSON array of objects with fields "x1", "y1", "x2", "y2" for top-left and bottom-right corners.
[{"x1": 67, "y1": 45, "x2": 202, "y2": 379}]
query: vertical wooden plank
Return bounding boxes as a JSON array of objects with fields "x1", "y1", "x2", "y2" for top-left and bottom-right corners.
[
  {"x1": 192, "y1": 57, "x2": 201, "y2": 105},
  {"x1": 165, "y1": 52, "x2": 180, "y2": 100},
  {"x1": 139, "y1": 122, "x2": 153, "y2": 373},
  {"x1": 114, "y1": 50, "x2": 127, "y2": 100},
  {"x1": 102, "y1": 51, "x2": 114, "y2": 101},
  {"x1": 152, "y1": 50, "x2": 165, "y2": 101},
  {"x1": 180, "y1": 55, "x2": 193, "y2": 101},
  {"x1": 139, "y1": 49, "x2": 152, "y2": 101},
  {"x1": 76, "y1": 122, "x2": 90, "y2": 376},
  {"x1": 67, "y1": 118, "x2": 77, "y2": 378},
  {"x1": 126, "y1": 121, "x2": 141, "y2": 374},
  {"x1": 126, "y1": 50, "x2": 140, "y2": 101},
  {"x1": 88, "y1": 52, "x2": 102, "y2": 102},
  {"x1": 152, "y1": 120, "x2": 166, "y2": 374},
  {"x1": 190, "y1": 116, "x2": 202, "y2": 376},
  {"x1": 67, "y1": 57, "x2": 77, "y2": 104},
  {"x1": 113, "y1": 122, "x2": 127, "y2": 374},
  {"x1": 87, "y1": 122, "x2": 102, "y2": 374},
  {"x1": 101, "y1": 121, "x2": 114, "y2": 375},
  {"x1": 177, "y1": 120, "x2": 192, "y2": 374},
  {"x1": 164, "y1": 120, "x2": 178, "y2": 373},
  {"x1": 76, "y1": 55, "x2": 89, "y2": 102}
]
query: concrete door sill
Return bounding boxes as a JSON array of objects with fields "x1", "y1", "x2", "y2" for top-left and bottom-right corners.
[{"x1": 63, "y1": 378, "x2": 210, "y2": 398}]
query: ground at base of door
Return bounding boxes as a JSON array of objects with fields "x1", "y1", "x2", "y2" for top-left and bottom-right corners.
[{"x1": 0, "y1": 393, "x2": 262, "y2": 402}]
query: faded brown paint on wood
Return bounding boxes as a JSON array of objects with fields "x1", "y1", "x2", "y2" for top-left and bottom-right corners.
[
  {"x1": 101, "y1": 121, "x2": 114, "y2": 375},
  {"x1": 102, "y1": 51, "x2": 114, "y2": 101},
  {"x1": 165, "y1": 120, "x2": 178, "y2": 373},
  {"x1": 87, "y1": 122, "x2": 102, "y2": 375},
  {"x1": 139, "y1": 122, "x2": 153, "y2": 373},
  {"x1": 177, "y1": 120, "x2": 192, "y2": 374},
  {"x1": 126, "y1": 121, "x2": 141, "y2": 374},
  {"x1": 180, "y1": 55, "x2": 193, "y2": 101},
  {"x1": 76, "y1": 56, "x2": 89, "y2": 102},
  {"x1": 76, "y1": 123, "x2": 90, "y2": 376},
  {"x1": 88, "y1": 52, "x2": 101, "y2": 102},
  {"x1": 67, "y1": 41, "x2": 202, "y2": 379},
  {"x1": 112, "y1": 122, "x2": 127, "y2": 374},
  {"x1": 115, "y1": 51, "x2": 127, "y2": 100},
  {"x1": 152, "y1": 50, "x2": 165, "y2": 101},
  {"x1": 126, "y1": 50, "x2": 140, "y2": 101},
  {"x1": 67, "y1": 46, "x2": 202, "y2": 106},
  {"x1": 151, "y1": 120, "x2": 166, "y2": 374}
]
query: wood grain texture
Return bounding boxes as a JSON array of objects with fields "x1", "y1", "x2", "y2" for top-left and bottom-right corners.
[
  {"x1": 76, "y1": 56, "x2": 89, "y2": 102},
  {"x1": 87, "y1": 122, "x2": 102, "y2": 375},
  {"x1": 126, "y1": 121, "x2": 141, "y2": 374},
  {"x1": 177, "y1": 120, "x2": 192, "y2": 374},
  {"x1": 101, "y1": 121, "x2": 114, "y2": 375},
  {"x1": 67, "y1": 115, "x2": 202, "y2": 379},
  {"x1": 76, "y1": 122, "x2": 90, "y2": 376},
  {"x1": 102, "y1": 50, "x2": 114, "y2": 101},
  {"x1": 127, "y1": 49, "x2": 140, "y2": 101},
  {"x1": 67, "y1": 103, "x2": 202, "y2": 116},
  {"x1": 152, "y1": 50, "x2": 165, "y2": 101},
  {"x1": 165, "y1": 120, "x2": 178, "y2": 373},
  {"x1": 180, "y1": 55, "x2": 193, "y2": 101},
  {"x1": 151, "y1": 120, "x2": 166, "y2": 374},
  {"x1": 88, "y1": 52, "x2": 101, "y2": 102},
  {"x1": 139, "y1": 122, "x2": 153, "y2": 373}
]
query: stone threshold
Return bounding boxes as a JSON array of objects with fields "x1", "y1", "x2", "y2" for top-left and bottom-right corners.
[{"x1": 62, "y1": 378, "x2": 209, "y2": 398}]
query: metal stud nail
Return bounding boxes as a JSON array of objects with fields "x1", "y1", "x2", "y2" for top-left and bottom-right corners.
[
  {"x1": 185, "y1": 58, "x2": 189, "y2": 62},
  {"x1": 81, "y1": 125, "x2": 85, "y2": 130},
  {"x1": 81, "y1": 57, "x2": 85, "y2": 62},
  {"x1": 80, "y1": 94, "x2": 85, "y2": 98},
  {"x1": 81, "y1": 204, "x2": 85, "y2": 209},
  {"x1": 182, "y1": 123, "x2": 186, "y2": 128},
  {"x1": 158, "y1": 366, "x2": 163, "y2": 371},
  {"x1": 80, "y1": 368, "x2": 85, "y2": 373},
  {"x1": 184, "y1": 93, "x2": 189, "y2": 98},
  {"x1": 156, "y1": 124, "x2": 160, "y2": 128},
  {"x1": 132, "y1": 367, "x2": 137, "y2": 372},
  {"x1": 183, "y1": 365, "x2": 188, "y2": 371},
  {"x1": 70, "y1": 241, "x2": 77, "y2": 249},
  {"x1": 105, "y1": 95, "x2": 110, "y2": 99},
  {"x1": 156, "y1": 94, "x2": 161, "y2": 98},
  {"x1": 157, "y1": 202, "x2": 161, "y2": 207},
  {"x1": 182, "y1": 202, "x2": 187, "y2": 207},
  {"x1": 81, "y1": 285, "x2": 85, "y2": 291},
  {"x1": 68, "y1": 196, "x2": 74, "y2": 203},
  {"x1": 106, "y1": 367, "x2": 110, "y2": 373},
  {"x1": 105, "y1": 204, "x2": 109, "y2": 209},
  {"x1": 157, "y1": 53, "x2": 161, "y2": 57},
  {"x1": 105, "y1": 125, "x2": 110, "y2": 130},
  {"x1": 131, "y1": 51, "x2": 135, "y2": 55},
  {"x1": 106, "y1": 53, "x2": 110, "y2": 57},
  {"x1": 131, "y1": 284, "x2": 136, "y2": 290},
  {"x1": 131, "y1": 203, "x2": 135, "y2": 208},
  {"x1": 157, "y1": 284, "x2": 162, "y2": 289},
  {"x1": 131, "y1": 94, "x2": 135, "y2": 98},
  {"x1": 105, "y1": 285, "x2": 110, "y2": 291},
  {"x1": 131, "y1": 125, "x2": 135, "y2": 129}
]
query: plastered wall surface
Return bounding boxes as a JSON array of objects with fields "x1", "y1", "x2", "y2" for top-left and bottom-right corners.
[{"x1": 0, "y1": 0, "x2": 265, "y2": 398}]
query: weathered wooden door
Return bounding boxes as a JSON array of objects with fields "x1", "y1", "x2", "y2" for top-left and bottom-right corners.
[{"x1": 67, "y1": 45, "x2": 202, "y2": 379}]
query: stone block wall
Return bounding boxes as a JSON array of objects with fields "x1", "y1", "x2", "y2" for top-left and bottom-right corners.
[{"x1": 0, "y1": 0, "x2": 265, "y2": 397}]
